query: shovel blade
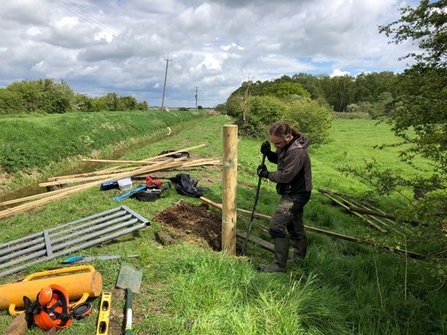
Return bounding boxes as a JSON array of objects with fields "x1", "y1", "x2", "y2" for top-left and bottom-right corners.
[{"x1": 116, "y1": 262, "x2": 142, "y2": 293}]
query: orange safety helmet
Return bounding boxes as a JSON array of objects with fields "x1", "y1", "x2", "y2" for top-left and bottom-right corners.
[{"x1": 33, "y1": 284, "x2": 72, "y2": 330}]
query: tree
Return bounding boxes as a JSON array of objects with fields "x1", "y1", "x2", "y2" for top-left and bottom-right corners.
[
  {"x1": 117, "y1": 96, "x2": 137, "y2": 111},
  {"x1": 136, "y1": 101, "x2": 149, "y2": 111},
  {"x1": 105, "y1": 93, "x2": 119, "y2": 111},
  {"x1": 379, "y1": 0, "x2": 447, "y2": 184},
  {"x1": 74, "y1": 93, "x2": 93, "y2": 112},
  {"x1": 236, "y1": 96, "x2": 287, "y2": 137},
  {"x1": 380, "y1": 0, "x2": 447, "y2": 69},
  {"x1": 283, "y1": 98, "x2": 332, "y2": 146},
  {"x1": 0, "y1": 88, "x2": 23, "y2": 115},
  {"x1": 39, "y1": 79, "x2": 74, "y2": 114},
  {"x1": 214, "y1": 103, "x2": 226, "y2": 113},
  {"x1": 260, "y1": 81, "x2": 311, "y2": 99},
  {"x1": 351, "y1": 0, "x2": 447, "y2": 225},
  {"x1": 8, "y1": 80, "x2": 43, "y2": 113},
  {"x1": 292, "y1": 73, "x2": 326, "y2": 100}
]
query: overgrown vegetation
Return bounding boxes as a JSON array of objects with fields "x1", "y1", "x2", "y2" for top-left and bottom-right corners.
[
  {"x1": 0, "y1": 79, "x2": 149, "y2": 114},
  {"x1": 225, "y1": 71, "x2": 398, "y2": 119},
  {"x1": 227, "y1": 92, "x2": 332, "y2": 146}
]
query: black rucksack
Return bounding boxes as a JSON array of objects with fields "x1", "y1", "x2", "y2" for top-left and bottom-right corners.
[{"x1": 169, "y1": 173, "x2": 210, "y2": 198}]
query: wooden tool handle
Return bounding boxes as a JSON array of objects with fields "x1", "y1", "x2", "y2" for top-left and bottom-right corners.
[{"x1": 3, "y1": 313, "x2": 27, "y2": 335}]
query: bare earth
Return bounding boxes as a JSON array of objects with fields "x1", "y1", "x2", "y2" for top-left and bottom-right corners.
[{"x1": 154, "y1": 202, "x2": 223, "y2": 251}]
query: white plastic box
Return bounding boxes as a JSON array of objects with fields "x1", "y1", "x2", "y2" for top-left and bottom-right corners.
[{"x1": 118, "y1": 177, "x2": 133, "y2": 191}]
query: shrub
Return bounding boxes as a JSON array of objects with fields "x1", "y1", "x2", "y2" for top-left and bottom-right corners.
[
  {"x1": 236, "y1": 96, "x2": 288, "y2": 137},
  {"x1": 283, "y1": 98, "x2": 332, "y2": 145}
]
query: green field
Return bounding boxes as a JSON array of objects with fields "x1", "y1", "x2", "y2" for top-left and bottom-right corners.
[{"x1": 0, "y1": 114, "x2": 445, "y2": 335}]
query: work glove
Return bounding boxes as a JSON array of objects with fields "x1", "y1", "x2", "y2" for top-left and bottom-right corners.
[
  {"x1": 260, "y1": 141, "x2": 271, "y2": 155},
  {"x1": 257, "y1": 164, "x2": 269, "y2": 178}
]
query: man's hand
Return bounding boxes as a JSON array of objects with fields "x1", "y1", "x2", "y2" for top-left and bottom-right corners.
[
  {"x1": 257, "y1": 164, "x2": 269, "y2": 178},
  {"x1": 260, "y1": 141, "x2": 271, "y2": 155}
]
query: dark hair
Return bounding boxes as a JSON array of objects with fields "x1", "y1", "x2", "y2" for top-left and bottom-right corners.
[{"x1": 269, "y1": 121, "x2": 300, "y2": 138}]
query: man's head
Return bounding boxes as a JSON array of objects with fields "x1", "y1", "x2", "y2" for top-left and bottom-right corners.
[{"x1": 269, "y1": 121, "x2": 294, "y2": 149}]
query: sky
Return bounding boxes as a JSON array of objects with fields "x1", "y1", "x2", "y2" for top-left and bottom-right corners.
[{"x1": 0, "y1": 0, "x2": 420, "y2": 108}]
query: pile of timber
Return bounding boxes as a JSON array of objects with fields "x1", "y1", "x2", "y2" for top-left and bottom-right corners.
[{"x1": 0, "y1": 144, "x2": 220, "y2": 220}]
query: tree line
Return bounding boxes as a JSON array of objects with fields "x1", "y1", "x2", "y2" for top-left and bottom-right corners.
[
  {"x1": 0, "y1": 78, "x2": 149, "y2": 115},
  {"x1": 220, "y1": 71, "x2": 401, "y2": 146},
  {"x1": 224, "y1": 71, "x2": 398, "y2": 118}
]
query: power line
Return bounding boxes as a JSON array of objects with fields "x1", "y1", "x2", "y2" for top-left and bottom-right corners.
[
  {"x1": 49, "y1": 1, "x2": 185, "y2": 106},
  {"x1": 49, "y1": 0, "x2": 151, "y2": 52}
]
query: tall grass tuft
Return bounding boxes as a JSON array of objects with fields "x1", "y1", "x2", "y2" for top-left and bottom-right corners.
[{"x1": 152, "y1": 244, "x2": 349, "y2": 334}]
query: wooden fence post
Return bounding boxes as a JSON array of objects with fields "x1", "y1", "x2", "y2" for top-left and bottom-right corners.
[{"x1": 222, "y1": 125, "x2": 238, "y2": 255}]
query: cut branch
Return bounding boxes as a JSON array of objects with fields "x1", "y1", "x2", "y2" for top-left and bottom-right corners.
[{"x1": 199, "y1": 196, "x2": 426, "y2": 260}]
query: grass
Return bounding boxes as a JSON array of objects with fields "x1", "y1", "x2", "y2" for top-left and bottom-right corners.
[
  {"x1": 0, "y1": 109, "x2": 209, "y2": 191},
  {"x1": 1, "y1": 115, "x2": 446, "y2": 334}
]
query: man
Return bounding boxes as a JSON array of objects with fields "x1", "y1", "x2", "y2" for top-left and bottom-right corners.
[{"x1": 256, "y1": 121, "x2": 313, "y2": 272}]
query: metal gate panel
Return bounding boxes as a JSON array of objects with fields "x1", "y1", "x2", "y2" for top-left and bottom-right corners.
[{"x1": 0, "y1": 206, "x2": 150, "y2": 278}]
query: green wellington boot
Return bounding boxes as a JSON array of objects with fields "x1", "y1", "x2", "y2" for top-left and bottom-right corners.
[
  {"x1": 291, "y1": 237, "x2": 307, "y2": 261},
  {"x1": 257, "y1": 237, "x2": 289, "y2": 273}
]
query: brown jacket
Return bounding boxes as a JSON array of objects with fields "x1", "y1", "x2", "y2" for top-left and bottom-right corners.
[{"x1": 266, "y1": 135, "x2": 312, "y2": 194}]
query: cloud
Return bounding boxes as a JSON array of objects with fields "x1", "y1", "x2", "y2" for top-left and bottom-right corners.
[
  {"x1": 330, "y1": 69, "x2": 351, "y2": 77},
  {"x1": 0, "y1": 0, "x2": 420, "y2": 107}
]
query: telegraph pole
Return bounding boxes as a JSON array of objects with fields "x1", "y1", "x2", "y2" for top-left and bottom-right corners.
[
  {"x1": 194, "y1": 86, "x2": 199, "y2": 110},
  {"x1": 161, "y1": 57, "x2": 172, "y2": 111}
]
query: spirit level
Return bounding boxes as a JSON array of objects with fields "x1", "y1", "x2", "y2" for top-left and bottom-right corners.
[{"x1": 96, "y1": 292, "x2": 112, "y2": 335}]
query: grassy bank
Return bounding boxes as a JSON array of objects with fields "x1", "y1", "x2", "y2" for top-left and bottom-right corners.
[
  {"x1": 0, "y1": 115, "x2": 446, "y2": 335},
  {"x1": 0, "y1": 109, "x2": 209, "y2": 193}
]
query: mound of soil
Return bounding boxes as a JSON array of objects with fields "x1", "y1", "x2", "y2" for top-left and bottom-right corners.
[{"x1": 154, "y1": 202, "x2": 223, "y2": 250}]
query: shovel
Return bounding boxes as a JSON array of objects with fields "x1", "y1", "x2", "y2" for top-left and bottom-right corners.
[{"x1": 116, "y1": 262, "x2": 143, "y2": 335}]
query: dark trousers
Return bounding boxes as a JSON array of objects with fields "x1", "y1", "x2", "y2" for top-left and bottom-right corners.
[{"x1": 268, "y1": 192, "x2": 311, "y2": 240}]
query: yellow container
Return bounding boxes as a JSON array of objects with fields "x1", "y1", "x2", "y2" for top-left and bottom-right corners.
[{"x1": 0, "y1": 265, "x2": 102, "y2": 315}]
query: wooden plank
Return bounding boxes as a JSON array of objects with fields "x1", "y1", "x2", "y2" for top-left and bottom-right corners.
[{"x1": 236, "y1": 230, "x2": 273, "y2": 251}]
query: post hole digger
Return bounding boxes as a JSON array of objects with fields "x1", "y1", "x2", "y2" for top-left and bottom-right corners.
[{"x1": 241, "y1": 151, "x2": 267, "y2": 255}]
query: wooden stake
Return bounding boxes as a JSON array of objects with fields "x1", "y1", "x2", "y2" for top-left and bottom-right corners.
[
  {"x1": 0, "y1": 181, "x2": 99, "y2": 220},
  {"x1": 81, "y1": 144, "x2": 206, "y2": 164},
  {"x1": 47, "y1": 166, "x2": 138, "y2": 181},
  {"x1": 79, "y1": 158, "x2": 167, "y2": 165},
  {"x1": 0, "y1": 185, "x2": 86, "y2": 206},
  {"x1": 221, "y1": 125, "x2": 238, "y2": 255}
]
